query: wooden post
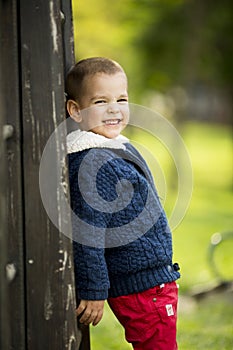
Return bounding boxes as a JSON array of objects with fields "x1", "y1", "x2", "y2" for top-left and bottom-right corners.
[
  {"x1": 0, "y1": 0, "x2": 90, "y2": 349},
  {"x1": 0, "y1": 1, "x2": 26, "y2": 349},
  {"x1": 0, "y1": 3, "x2": 10, "y2": 345},
  {"x1": 0, "y1": 84, "x2": 8, "y2": 350}
]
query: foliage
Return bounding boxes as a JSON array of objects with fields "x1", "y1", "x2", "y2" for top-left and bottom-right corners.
[
  {"x1": 134, "y1": 0, "x2": 233, "y2": 89},
  {"x1": 72, "y1": 0, "x2": 233, "y2": 104}
]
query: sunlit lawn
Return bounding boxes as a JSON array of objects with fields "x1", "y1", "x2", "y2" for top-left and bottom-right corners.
[{"x1": 91, "y1": 121, "x2": 233, "y2": 349}]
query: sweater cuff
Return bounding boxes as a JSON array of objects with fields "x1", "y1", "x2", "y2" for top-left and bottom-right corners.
[{"x1": 78, "y1": 289, "x2": 108, "y2": 300}]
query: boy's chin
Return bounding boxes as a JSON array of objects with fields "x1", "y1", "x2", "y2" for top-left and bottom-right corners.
[
  {"x1": 91, "y1": 128, "x2": 122, "y2": 139},
  {"x1": 104, "y1": 131, "x2": 122, "y2": 139}
]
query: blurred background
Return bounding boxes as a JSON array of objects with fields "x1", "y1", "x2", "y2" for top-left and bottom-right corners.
[{"x1": 71, "y1": 0, "x2": 233, "y2": 348}]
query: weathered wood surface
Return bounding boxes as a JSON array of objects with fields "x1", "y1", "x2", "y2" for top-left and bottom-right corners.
[
  {"x1": 0, "y1": 0, "x2": 89, "y2": 349},
  {"x1": 0, "y1": 2, "x2": 10, "y2": 345},
  {"x1": 0, "y1": 1, "x2": 26, "y2": 349}
]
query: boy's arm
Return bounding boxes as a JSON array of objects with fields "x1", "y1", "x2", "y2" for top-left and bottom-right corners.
[
  {"x1": 73, "y1": 242, "x2": 109, "y2": 326},
  {"x1": 69, "y1": 152, "x2": 110, "y2": 301},
  {"x1": 73, "y1": 242, "x2": 110, "y2": 300}
]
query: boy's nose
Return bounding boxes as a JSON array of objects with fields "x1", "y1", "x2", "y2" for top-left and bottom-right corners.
[{"x1": 107, "y1": 102, "x2": 120, "y2": 113}]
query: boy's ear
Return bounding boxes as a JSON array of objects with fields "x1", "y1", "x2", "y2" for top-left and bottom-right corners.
[{"x1": 66, "y1": 99, "x2": 82, "y2": 122}]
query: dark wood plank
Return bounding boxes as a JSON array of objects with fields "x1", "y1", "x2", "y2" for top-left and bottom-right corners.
[
  {"x1": 61, "y1": 0, "x2": 75, "y2": 75},
  {"x1": 60, "y1": 1, "x2": 91, "y2": 348},
  {"x1": 0, "y1": 16, "x2": 10, "y2": 349},
  {"x1": 1, "y1": 1, "x2": 87, "y2": 348},
  {"x1": 19, "y1": 1, "x2": 80, "y2": 349},
  {"x1": 0, "y1": 1, "x2": 26, "y2": 349}
]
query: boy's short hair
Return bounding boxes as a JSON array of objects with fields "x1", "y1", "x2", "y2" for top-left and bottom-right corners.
[{"x1": 65, "y1": 57, "x2": 125, "y2": 101}]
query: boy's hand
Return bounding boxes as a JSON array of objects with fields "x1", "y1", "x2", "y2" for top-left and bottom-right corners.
[{"x1": 76, "y1": 299, "x2": 105, "y2": 326}]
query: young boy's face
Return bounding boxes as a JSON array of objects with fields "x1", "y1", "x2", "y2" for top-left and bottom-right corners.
[{"x1": 71, "y1": 72, "x2": 129, "y2": 139}]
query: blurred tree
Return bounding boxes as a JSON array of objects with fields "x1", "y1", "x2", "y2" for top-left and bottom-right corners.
[
  {"x1": 133, "y1": 0, "x2": 233, "y2": 122},
  {"x1": 72, "y1": 0, "x2": 232, "y2": 122},
  {"x1": 136, "y1": 0, "x2": 233, "y2": 85},
  {"x1": 71, "y1": 0, "x2": 154, "y2": 101}
]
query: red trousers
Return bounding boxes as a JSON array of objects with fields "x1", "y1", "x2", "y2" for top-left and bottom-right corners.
[{"x1": 108, "y1": 281, "x2": 178, "y2": 350}]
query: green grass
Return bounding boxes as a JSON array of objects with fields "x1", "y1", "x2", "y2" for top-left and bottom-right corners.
[
  {"x1": 90, "y1": 121, "x2": 233, "y2": 349},
  {"x1": 91, "y1": 303, "x2": 131, "y2": 350},
  {"x1": 177, "y1": 296, "x2": 233, "y2": 349}
]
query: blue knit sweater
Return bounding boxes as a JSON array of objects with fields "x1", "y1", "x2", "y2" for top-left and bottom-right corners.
[{"x1": 67, "y1": 130, "x2": 180, "y2": 300}]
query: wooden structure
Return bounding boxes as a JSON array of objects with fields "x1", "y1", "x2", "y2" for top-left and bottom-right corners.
[{"x1": 0, "y1": 1, "x2": 90, "y2": 349}]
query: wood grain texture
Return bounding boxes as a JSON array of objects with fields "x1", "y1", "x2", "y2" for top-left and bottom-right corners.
[{"x1": 0, "y1": 0, "x2": 88, "y2": 348}]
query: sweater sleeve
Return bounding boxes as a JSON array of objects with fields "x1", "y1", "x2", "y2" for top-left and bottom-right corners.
[
  {"x1": 69, "y1": 151, "x2": 110, "y2": 300},
  {"x1": 73, "y1": 242, "x2": 110, "y2": 300}
]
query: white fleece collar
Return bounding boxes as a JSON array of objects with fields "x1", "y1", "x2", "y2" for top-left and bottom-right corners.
[{"x1": 67, "y1": 129, "x2": 129, "y2": 154}]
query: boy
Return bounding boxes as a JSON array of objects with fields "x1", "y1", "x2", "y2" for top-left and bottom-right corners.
[{"x1": 66, "y1": 57, "x2": 180, "y2": 350}]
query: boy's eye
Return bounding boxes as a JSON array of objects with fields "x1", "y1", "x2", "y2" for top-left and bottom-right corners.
[
  {"x1": 94, "y1": 100, "x2": 106, "y2": 104},
  {"x1": 117, "y1": 98, "x2": 128, "y2": 103}
]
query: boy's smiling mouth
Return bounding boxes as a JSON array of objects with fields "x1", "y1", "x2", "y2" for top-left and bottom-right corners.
[{"x1": 103, "y1": 119, "x2": 122, "y2": 125}]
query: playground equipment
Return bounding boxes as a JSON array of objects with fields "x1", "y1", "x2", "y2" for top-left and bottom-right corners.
[{"x1": 191, "y1": 231, "x2": 233, "y2": 301}]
